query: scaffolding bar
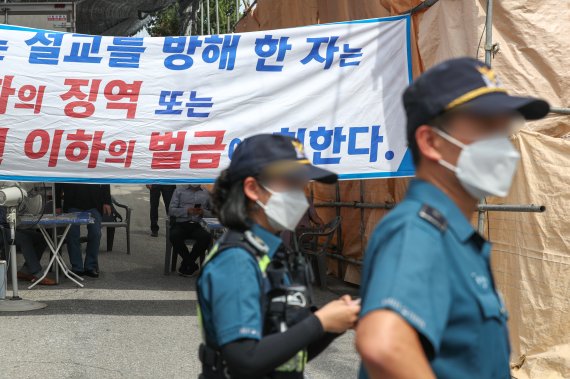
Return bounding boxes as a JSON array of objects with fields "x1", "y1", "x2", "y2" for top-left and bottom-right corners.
[
  {"x1": 400, "y1": 0, "x2": 440, "y2": 15},
  {"x1": 326, "y1": 252, "x2": 363, "y2": 266},
  {"x1": 550, "y1": 107, "x2": 570, "y2": 115},
  {"x1": 315, "y1": 201, "x2": 395, "y2": 210},
  {"x1": 478, "y1": 204, "x2": 545, "y2": 212},
  {"x1": 316, "y1": 201, "x2": 545, "y2": 213}
]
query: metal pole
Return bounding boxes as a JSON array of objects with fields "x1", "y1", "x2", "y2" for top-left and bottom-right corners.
[
  {"x1": 0, "y1": 206, "x2": 47, "y2": 311},
  {"x1": 227, "y1": 14, "x2": 230, "y2": 34},
  {"x1": 215, "y1": 0, "x2": 219, "y2": 34},
  {"x1": 51, "y1": 183, "x2": 59, "y2": 284},
  {"x1": 72, "y1": 0, "x2": 86, "y2": 33},
  {"x1": 479, "y1": 0, "x2": 494, "y2": 233},
  {"x1": 550, "y1": 107, "x2": 570, "y2": 115},
  {"x1": 484, "y1": 0, "x2": 494, "y2": 66},
  {"x1": 359, "y1": 180, "x2": 365, "y2": 258},
  {"x1": 335, "y1": 182, "x2": 342, "y2": 278},
  {"x1": 206, "y1": 0, "x2": 211, "y2": 35},
  {"x1": 72, "y1": 2, "x2": 76, "y2": 32},
  {"x1": 236, "y1": 0, "x2": 239, "y2": 22},
  {"x1": 8, "y1": 213, "x2": 18, "y2": 298},
  {"x1": 200, "y1": 0, "x2": 204, "y2": 35},
  {"x1": 477, "y1": 204, "x2": 545, "y2": 213},
  {"x1": 316, "y1": 201, "x2": 545, "y2": 213},
  {"x1": 315, "y1": 201, "x2": 395, "y2": 209},
  {"x1": 477, "y1": 203, "x2": 487, "y2": 233},
  {"x1": 326, "y1": 252, "x2": 363, "y2": 266},
  {"x1": 187, "y1": 4, "x2": 192, "y2": 37}
]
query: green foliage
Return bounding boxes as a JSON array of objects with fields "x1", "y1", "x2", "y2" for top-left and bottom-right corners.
[
  {"x1": 146, "y1": 0, "x2": 243, "y2": 37},
  {"x1": 146, "y1": 2, "x2": 180, "y2": 37},
  {"x1": 197, "y1": 0, "x2": 241, "y2": 35}
]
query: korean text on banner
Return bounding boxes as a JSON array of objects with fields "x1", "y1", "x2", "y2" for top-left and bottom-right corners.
[{"x1": 0, "y1": 16, "x2": 412, "y2": 183}]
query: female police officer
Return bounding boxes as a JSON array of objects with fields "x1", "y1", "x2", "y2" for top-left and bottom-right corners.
[{"x1": 197, "y1": 134, "x2": 360, "y2": 379}]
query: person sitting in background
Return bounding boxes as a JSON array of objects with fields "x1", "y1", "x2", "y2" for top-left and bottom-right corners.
[
  {"x1": 168, "y1": 185, "x2": 213, "y2": 277},
  {"x1": 146, "y1": 184, "x2": 176, "y2": 237},
  {"x1": 0, "y1": 207, "x2": 54, "y2": 285},
  {"x1": 55, "y1": 183, "x2": 112, "y2": 278}
]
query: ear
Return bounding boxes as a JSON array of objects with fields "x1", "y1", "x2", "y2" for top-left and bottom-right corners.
[
  {"x1": 243, "y1": 177, "x2": 262, "y2": 202},
  {"x1": 415, "y1": 125, "x2": 444, "y2": 163}
]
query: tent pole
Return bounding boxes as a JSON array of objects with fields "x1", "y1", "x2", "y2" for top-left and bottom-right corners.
[
  {"x1": 550, "y1": 107, "x2": 570, "y2": 115},
  {"x1": 484, "y1": 0, "x2": 494, "y2": 66},
  {"x1": 478, "y1": 0, "x2": 494, "y2": 233}
]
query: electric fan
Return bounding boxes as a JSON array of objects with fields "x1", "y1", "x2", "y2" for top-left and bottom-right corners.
[{"x1": 0, "y1": 181, "x2": 48, "y2": 312}]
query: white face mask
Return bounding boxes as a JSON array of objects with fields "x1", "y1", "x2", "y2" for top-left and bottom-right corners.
[
  {"x1": 256, "y1": 185, "x2": 309, "y2": 231},
  {"x1": 433, "y1": 128, "x2": 520, "y2": 199}
]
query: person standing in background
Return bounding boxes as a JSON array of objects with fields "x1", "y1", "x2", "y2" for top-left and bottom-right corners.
[
  {"x1": 55, "y1": 183, "x2": 112, "y2": 278},
  {"x1": 147, "y1": 184, "x2": 176, "y2": 237}
]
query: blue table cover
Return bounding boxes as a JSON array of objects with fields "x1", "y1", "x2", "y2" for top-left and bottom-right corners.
[{"x1": 20, "y1": 212, "x2": 94, "y2": 226}]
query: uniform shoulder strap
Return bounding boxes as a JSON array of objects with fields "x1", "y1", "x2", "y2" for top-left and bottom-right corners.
[
  {"x1": 418, "y1": 204, "x2": 448, "y2": 232},
  {"x1": 202, "y1": 229, "x2": 271, "y2": 272}
]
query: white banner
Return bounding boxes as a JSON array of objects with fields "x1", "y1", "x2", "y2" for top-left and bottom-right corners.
[{"x1": 0, "y1": 16, "x2": 413, "y2": 184}]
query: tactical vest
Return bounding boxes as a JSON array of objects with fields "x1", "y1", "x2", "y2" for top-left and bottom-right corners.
[{"x1": 197, "y1": 229, "x2": 314, "y2": 379}]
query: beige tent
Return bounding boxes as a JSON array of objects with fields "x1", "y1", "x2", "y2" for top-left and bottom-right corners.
[{"x1": 237, "y1": 1, "x2": 570, "y2": 378}]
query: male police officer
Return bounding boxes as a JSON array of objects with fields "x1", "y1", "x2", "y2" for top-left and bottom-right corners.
[{"x1": 356, "y1": 58, "x2": 549, "y2": 379}]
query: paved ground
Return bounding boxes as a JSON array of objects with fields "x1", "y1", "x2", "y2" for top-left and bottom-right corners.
[{"x1": 0, "y1": 185, "x2": 360, "y2": 379}]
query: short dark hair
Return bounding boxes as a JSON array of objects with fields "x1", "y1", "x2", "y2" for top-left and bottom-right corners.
[
  {"x1": 407, "y1": 129, "x2": 421, "y2": 166},
  {"x1": 210, "y1": 169, "x2": 252, "y2": 231},
  {"x1": 407, "y1": 113, "x2": 450, "y2": 166}
]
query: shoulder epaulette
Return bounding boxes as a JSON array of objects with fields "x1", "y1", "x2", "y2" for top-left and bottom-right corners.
[{"x1": 418, "y1": 204, "x2": 448, "y2": 232}]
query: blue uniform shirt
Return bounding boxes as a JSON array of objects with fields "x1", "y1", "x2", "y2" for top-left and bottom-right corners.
[
  {"x1": 198, "y1": 224, "x2": 281, "y2": 347},
  {"x1": 359, "y1": 179, "x2": 511, "y2": 379}
]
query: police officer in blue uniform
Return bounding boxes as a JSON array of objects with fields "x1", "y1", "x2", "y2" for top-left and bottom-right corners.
[
  {"x1": 197, "y1": 134, "x2": 360, "y2": 379},
  {"x1": 356, "y1": 58, "x2": 550, "y2": 379}
]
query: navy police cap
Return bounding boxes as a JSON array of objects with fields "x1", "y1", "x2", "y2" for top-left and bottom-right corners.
[
  {"x1": 227, "y1": 134, "x2": 338, "y2": 184},
  {"x1": 403, "y1": 57, "x2": 550, "y2": 136}
]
